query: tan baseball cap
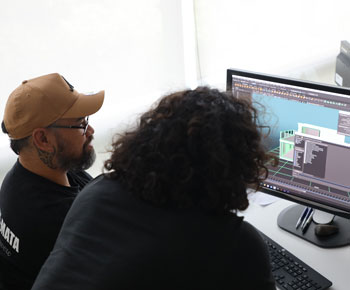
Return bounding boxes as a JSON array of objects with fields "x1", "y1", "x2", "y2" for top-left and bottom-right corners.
[{"x1": 3, "y1": 73, "x2": 104, "y2": 139}]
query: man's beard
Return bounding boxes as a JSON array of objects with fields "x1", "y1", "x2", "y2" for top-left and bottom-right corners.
[{"x1": 55, "y1": 136, "x2": 96, "y2": 171}]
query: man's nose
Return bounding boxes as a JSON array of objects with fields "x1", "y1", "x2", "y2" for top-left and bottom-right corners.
[{"x1": 85, "y1": 124, "x2": 94, "y2": 136}]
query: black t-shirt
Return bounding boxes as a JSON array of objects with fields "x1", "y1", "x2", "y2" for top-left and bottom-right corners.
[
  {"x1": 32, "y1": 175, "x2": 276, "y2": 290},
  {"x1": 0, "y1": 160, "x2": 92, "y2": 290}
]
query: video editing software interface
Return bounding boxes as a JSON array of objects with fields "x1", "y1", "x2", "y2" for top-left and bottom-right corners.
[{"x1": 228, "y1": 70, "x2": 350, "y2": 216}]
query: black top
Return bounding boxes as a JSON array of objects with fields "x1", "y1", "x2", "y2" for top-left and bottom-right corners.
[
  {"x1": 0, "y1": 160, "x2": 92, "y2": 290},
  {"x1": 32, "y1": 175, "x2": 276, "y2": 290}
]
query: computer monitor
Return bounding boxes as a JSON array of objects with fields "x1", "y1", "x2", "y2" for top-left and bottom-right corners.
[{"x1": 227, "y1": 68, "x2": 350, "y2": 248}]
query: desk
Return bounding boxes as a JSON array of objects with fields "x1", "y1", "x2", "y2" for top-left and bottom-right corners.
[{"x1": 240, "y1": 194, "x2": 350, "y2": 290}]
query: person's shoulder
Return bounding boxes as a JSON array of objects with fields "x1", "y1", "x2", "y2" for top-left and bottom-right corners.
[
  {"x1": 238, "y1": 220, "x2": 264, "y2": 243},
  {"x1": 236, "y1": 220, "x2": 271, "y2": 255},
  {"x1": 2, "y1": 159, "x2": 32, "y2": 183},
  {"x1": 235, "y1": 220, "x2": 275, "y2": 289},
  {"x1": 236, "y1": 220, "x2": 272, "y2": 268},
  {"x1": 60, "y1": 175, "x2": 125, "y2": 232},
  {"x1": 72, "y1": 174, "x2": 123, "y2": 206},
  {"x1": 0, "y1": 160, "x2": 48, "y2": 198},
  {"x1": 80, "y1": 174, "x2": 117, "y2": 192}
]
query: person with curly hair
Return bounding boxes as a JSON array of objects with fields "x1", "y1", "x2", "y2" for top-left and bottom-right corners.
[{"x1": 32, "y1": 87, "x2": 276, "y2": 290}]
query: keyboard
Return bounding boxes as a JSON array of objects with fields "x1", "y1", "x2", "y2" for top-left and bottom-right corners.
[{"x1": 259, "y1": 231, "x2": 332, "y2": 290}]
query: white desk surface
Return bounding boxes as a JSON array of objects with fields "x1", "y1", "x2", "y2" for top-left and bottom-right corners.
[{"x1": 240, "y1": 194, "x2": 350, "y2": 290}]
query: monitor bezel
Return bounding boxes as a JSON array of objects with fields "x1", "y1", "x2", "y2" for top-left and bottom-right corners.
[
  {"x1": 227, "y1": 68, "x2": 350, "y2": 219},
  {"x1": 227, "y1": 68, "x2": 350, "y2": 96}
]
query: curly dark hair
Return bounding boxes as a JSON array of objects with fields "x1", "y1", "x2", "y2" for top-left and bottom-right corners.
[{"x1": 105, "y1": 87, "x2": 272, "y2": 214}]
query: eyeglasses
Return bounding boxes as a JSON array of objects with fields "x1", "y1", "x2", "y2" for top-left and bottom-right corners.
[{"x1": 48, "y1": 116, "x2": 89, "y2": 135}]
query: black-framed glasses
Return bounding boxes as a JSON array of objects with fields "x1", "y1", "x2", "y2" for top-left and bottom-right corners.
[{"x1": 48, "y1": 116, "x2": 89, "y2": 135}]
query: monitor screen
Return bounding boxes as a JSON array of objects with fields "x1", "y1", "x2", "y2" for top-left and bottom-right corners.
[{"x1": 226, "y1": 69, "x2": 350, "y2": 222}]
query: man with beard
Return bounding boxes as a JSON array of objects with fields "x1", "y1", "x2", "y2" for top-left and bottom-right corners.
[{"x1": 0, "y1": 73, "x2": 104, "y2": 290}]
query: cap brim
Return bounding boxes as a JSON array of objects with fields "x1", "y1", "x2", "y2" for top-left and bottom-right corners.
[{"x1": 61, "y1": 90, "x2": 105, "y2": 118}]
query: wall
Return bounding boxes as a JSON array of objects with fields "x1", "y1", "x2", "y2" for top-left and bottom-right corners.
[
  {"x1": 194, "y1": 0, "x2": 349, "y2": 88},
  {"x1": 1, "y1": 0, "x2": 348, "y2": 179},
  {"x1": 0, "y1": 0, "x2": 189, "y2": 178}
]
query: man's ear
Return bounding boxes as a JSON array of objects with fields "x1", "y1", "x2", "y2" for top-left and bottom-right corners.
[{"x1": 32, "y1": 128, "x2": 55, "y2": 152}]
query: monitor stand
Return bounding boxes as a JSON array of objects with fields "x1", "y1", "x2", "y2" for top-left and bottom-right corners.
[{"x1": 277, "y1": 204, "x2": 350, "y2": 248}]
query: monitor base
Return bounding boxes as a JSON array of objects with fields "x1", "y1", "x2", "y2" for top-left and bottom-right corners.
[{"x1": 277, "y1": 204, "x2": 350, "y2": 248}]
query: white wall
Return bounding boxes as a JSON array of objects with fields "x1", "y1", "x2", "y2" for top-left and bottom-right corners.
[
  {"x1": 0, "y1": 0, "x2": 190, "y2": 178},
  {"x1": 194, "y1": 0, "x2": 350, "y2": 88},
  {"x1": 1, "y1": 0, "x2": 348, "y2": 179}
]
